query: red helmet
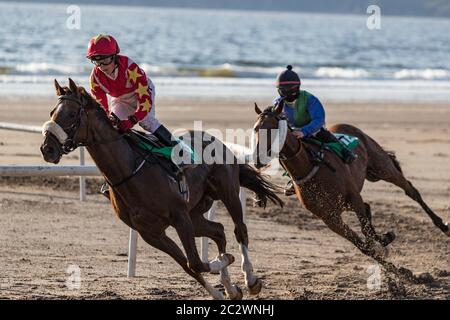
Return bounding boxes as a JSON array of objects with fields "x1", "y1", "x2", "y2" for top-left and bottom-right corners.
[{"x1": 86, "y1": 34, "x2": 120, "y2": 58}]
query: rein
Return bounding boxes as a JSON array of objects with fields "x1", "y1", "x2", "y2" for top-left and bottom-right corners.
[
  {"x1": 44, "y1": 93, "x2": 148, "y2": 189},
  {"x1": 45, "y1": 95, "x2": 123, "y2": 154},
  {"x1": 257, "y1": 107, "x2": 322, "y2": 186}
]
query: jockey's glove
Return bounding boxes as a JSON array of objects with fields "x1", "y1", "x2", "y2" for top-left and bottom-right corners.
[{"x1": 118, "y1": 116, "x2": 137, "y2": 133}]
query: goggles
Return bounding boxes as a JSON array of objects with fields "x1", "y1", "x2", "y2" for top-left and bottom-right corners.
[
  {"x1": 90, "y1": 55, "x2": 115, "y2": 66},
  {"x1": 277, "y1": 85, "x2": 299, "y2": 98}
]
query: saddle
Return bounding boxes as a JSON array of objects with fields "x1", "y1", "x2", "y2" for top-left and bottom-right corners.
[
  {"x1": 304, "y1": 133, "x2": 359, "y2": 161},
  {"x1": 124, "y1": 129, "x2": 190, "y2": 201},
  {"x1": 282, "y1": 133, "x2": 359, "y2": 188}
]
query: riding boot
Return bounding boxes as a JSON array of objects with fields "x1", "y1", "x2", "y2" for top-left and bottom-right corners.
[
  {"x1": 315, "y1": 128, "x2": 357, "y2": 164},
  {"x1": 284, "y1": 179, "x2": 296, "y2": 196},
  {"x1": 153, "y1": 124, "x2": 191, "y2": 201},
  {"x1": 153, "y1": 124, "x2": 178, "y2": 147},
  {"x1": 153, "y1": 124, "x2": 197, "y2": 167}
]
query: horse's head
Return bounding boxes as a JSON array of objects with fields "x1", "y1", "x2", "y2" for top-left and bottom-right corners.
[
  {"x1": 252, "y1": 100, "x2": 288, "y2": 169},
  {"x1": 40, "y1": 78, "x2": 108, "y2": 163}
]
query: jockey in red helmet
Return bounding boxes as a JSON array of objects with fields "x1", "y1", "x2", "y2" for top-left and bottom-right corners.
[
  {"x1": 87, "y1": 34, "x2": 195, "y2": 199},
  {"x1": 86, "y1": 34, "x2": 177, "y2": 148}
]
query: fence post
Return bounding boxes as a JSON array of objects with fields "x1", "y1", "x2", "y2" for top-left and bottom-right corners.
[
  {"x1": 79, "y1": 147, "x2": 86, "y2": 201},
  {"x1": 127, "y1": 229, "x2": 138, "y2": 277}
]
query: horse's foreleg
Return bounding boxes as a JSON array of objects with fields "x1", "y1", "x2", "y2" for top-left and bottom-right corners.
[
  {"x1": 321, "y1": 214, "x2": 379, "y2": 258},
  {"x1": 191, "y1": 215, "x2": 242, "y2": 300},
  {"x1": 139, "y1": 231, "x2": 224, "y2": 299},
  {"x1": 350, "y1": 197, "x2": 396, "y2": 248}
]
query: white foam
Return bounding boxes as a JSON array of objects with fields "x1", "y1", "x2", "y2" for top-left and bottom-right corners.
[
  {"x1": 15, "y1": 63, "x2": 87, "y2": 75},
  {"x1": 394, "y1": 68, "x2": 450, "y2": 80},
  {"x1": 2, "y1": 75, "x2": 450, "y2": 102},
  {"x1": 315, "y1": 67, "x2": 370, "y2": 79}
]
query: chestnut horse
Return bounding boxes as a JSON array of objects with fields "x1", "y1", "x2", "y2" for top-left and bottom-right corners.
[
  {"x1": 252, "y1": 101, "x2": 449, "y2": 274},
  {"x1": 40, "y1": 79, "x2": 283, "y2": 299}
]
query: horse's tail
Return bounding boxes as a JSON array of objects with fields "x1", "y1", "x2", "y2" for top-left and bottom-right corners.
[
  {"x1": 239, "y1": 164, "x2": 284, "y2": 208},
  {"x1": 386, "y1": 150, "x2": 403, "y2": 174}
]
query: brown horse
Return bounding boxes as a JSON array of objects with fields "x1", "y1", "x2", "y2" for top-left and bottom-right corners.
[
  {"x1": 40, "y1": 79, "x2": 283, "y2": 299},
  {"x1": 252, "y1": 101, "x2": 449, "y2": 273}
]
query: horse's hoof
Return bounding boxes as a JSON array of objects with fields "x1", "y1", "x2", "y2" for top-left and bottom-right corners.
[
  {"x1": 444, "y1": 223, "x2": 450, "y2": 237},
  {"x1": 229, "y1": 285, "x2": 243, "y2": 300},
  {"x1": 222, "y1": 253, "x2": 235, "y2": 266},
  {"x1": 214, "y1": 283, "x2": 225, "y2": 293},
  {"x1": 372, "y1": 242, "x2": 389, "y2": 260},
  {"x1": 248, "y1": 278, "x2": 263, "y2": 295},
  {"x1": 381, "y1": 231, "x2": 396, "y2": 246},
  {"x1": 398, "y1": 267, "x2": 415, "y2": 282}
]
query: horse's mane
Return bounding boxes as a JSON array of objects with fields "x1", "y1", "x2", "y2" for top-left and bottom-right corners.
[{"x1": 61, "y1": 85, "x2": 112, "y2": 125}]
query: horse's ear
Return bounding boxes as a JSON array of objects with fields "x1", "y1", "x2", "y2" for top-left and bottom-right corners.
[
  {"x1": 254, "y1": 103, "x2": 262, "y2": 115},
  {"x1": 68, "y1": 78, "x2": 79, "y2": 97},
  {"x1": 54, "y1": 79, "x2": 64, "y2": 96},
  {"x1": 78, "y1": 87, "x2": 92, "y2": 107},
  {"x1": 274, "y1": 99, "x2": 284, "y2": 115}
]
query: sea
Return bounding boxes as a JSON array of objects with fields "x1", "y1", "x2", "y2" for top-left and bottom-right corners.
[{"x1": 1, "y1": 2, "x2": 450, "y2": 102}]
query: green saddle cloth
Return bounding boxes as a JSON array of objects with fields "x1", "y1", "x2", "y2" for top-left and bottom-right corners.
[
  {"x1": 282, "y1": 133, "x2": 359, "y2": 177},
  {"x1": 128, "y1": 130, "x2": 198, "y2": 162},
  {"x1": 307, "y1": 133, "x2": 359, "y2": 160}
]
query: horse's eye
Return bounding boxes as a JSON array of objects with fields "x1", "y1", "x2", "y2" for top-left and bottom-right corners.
[{"x1": 69, "y1": 111, "x2": 77, "y2": 118}]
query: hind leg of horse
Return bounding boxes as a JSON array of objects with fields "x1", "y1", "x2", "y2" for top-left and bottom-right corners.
[
  {"x1": 172, "y1": 211, "x2": 235, "y2": 275},
  {"x1": 213, "y1": 166, "x2": 262, "y2": 294},
  {"x1": 139, "y1": 231, "x2": 224, "y2": 299},
  {"x1": 382, "y1": 169, "x2": 450, "y2": 236},
  {"x1": 350, "y1": 196, "x2": 396, "y2": 248},
  {"x1": 191, "y1": 214, "x2": 243, "y2": 300},
  {"x1": 221, "y1": 192, "x2": 262, "y2": 295}
]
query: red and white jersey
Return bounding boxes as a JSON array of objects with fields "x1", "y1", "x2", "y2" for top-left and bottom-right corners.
[{"x1": 89, "y1": 55, "x2": 153, "y2": 122}]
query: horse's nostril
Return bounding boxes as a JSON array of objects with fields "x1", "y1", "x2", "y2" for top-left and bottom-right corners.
[{"x1": 43, "y1": 145, "x2": 54, "y2": 154}]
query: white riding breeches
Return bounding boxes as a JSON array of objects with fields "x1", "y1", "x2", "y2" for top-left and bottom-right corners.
[{"x1": 110, "y1": 78, "x2": 161, "y2": 133}]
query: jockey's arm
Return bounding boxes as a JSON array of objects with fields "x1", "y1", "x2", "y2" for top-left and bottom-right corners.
[
  {"x1": 128, "y1": 63, "x2": 153, "y2": 122},
  {"x1": 299, "y1": 95, "x2": 325, "y2": 137},
  {"x1": 89, "y1": 74, "x2": 109, "y2": 112}
]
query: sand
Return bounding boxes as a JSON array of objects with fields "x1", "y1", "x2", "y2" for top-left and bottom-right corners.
[{"x1": 0, "y1": 97, "x2": 449, "y2": 299}]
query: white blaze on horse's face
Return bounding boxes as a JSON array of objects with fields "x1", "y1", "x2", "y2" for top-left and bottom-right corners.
[
  {"x1": 271, "y1": 119, "x2": 287, "y2": 155},
  {"x1": 252, "y1": 118, "x2": 287, "y2": 166}
]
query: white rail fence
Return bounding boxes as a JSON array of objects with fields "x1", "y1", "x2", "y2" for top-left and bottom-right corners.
[{"x1": 0, "y1": 122, "x2": 251, "y2": 277}]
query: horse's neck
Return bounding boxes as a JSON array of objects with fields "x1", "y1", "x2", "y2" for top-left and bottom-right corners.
[
  {"x1": 86, "y1": 120, "x2": 136, "y2": 183},
  {"x1": 280, "y1": 132, "x2": 314, "y2": 178}
]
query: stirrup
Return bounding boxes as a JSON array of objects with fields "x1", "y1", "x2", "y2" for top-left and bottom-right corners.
[
  {"x1": 100, "y1": 182, "x2": 110, "y2": 200},
  {"x1": 284, "y1": 180, "x2": 296, "y2": 196},
  {"x1": 177, "y1": 171, "x2": 190, "y2": 202}
]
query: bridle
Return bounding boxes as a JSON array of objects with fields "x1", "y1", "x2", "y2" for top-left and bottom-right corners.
[
  {"x1": 42, "y1": 94, "x2": 122, "y2": 154},
  {"x1": 256, "y1": 106, "x2": 330, "y2": 186},
  {"x1": 254, "y1": 106, "x2": 290, "y2": 162},
  {"x1": 42, "y1": 93, "x2": 150, "y2": 189}
]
